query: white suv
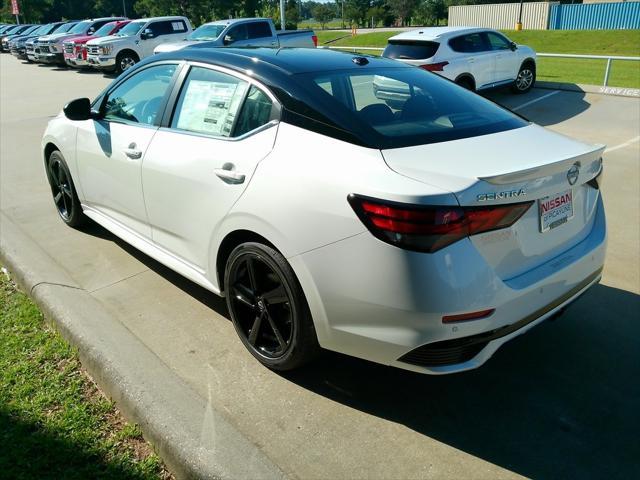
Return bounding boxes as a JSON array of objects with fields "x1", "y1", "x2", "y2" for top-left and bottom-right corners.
[
  {"x1": 86, "y1": 16, "x2": 192, "y2": 74},
  {"x1": 382, "y1": 27, "x2": 536, "y2": 94}
]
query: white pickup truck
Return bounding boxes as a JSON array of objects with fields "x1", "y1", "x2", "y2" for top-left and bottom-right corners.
[
  {"x1": 86, "y1": 16, "x2": 192, "y2": 74},
  {"x1": 154, "y1": 17, "x2": 317, "y2": 54}
]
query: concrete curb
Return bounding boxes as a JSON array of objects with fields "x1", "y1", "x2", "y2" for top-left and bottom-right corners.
[
  {"x1": 536, "y1": 81, "x2": 640, "y2": 98},
  {"x1": 0, "y1": 212, "x2": 287, "y2": 480}
]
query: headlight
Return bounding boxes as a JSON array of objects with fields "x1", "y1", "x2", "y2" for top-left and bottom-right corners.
[
  {"x1": 100, "y1": 45, "x2": 113, "y2": 55},
  {"x1": 50, "y1": 43, "x2": 58, "y2": 52}
]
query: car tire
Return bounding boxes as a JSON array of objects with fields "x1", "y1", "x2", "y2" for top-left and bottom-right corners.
[
  {"x1": 456, "y1": 76, "x2": 475, "y2": 91},
  {"x1": 224, "y1": 242, "x2": 320, "y2": 371},
  {"x1": 46, "y1": 150, "x2": 87, "y2": 228},
  {"x1": 115, "y1": 51, "x2": 138, "y2": 75},
  {"x1": 512, "y1": 62, "x2": 536, "y2": 94}
]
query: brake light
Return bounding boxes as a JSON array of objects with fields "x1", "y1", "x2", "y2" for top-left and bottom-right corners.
[
  {"x1": 312, "y1": 35, "x2": 318, "y2": 47},
  {"x1": 420, "y1": 61, "x2": 449, "y2": 72},
  {"x1": 348, "y1": 195, "x2": 533, "y2": 253}
]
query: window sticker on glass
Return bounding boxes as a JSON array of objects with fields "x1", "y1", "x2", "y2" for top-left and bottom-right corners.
[
  {"x1": 172, "y1": 21, "x2": 184, "y2": 31},
  {"x1": 176, "y1": 80, "x2": 247, "y2": 136}
]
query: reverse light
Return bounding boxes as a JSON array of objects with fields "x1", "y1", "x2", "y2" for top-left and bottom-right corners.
[
  {"x1": 348, "y1": 194, "x2": 533, "y2": 253},
  {"x1": 420, "y1": 61, "x2": 449, "y2": 72}
]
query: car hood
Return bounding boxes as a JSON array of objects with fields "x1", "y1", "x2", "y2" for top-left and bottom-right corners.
[
  {"x1": 40, "y1": 32, "x2": 78, "y2": 42},
  {"x1": 67, "y1": 34, "x2": 96, "y2": 44},
  {"x1": 154, "y1": 40, "x2": 200, "y2": 53},
  {"x1": 87, "y1": 34, "x2": 129, "y2": 46}
]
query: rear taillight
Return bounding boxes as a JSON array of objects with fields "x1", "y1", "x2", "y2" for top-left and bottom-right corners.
[
  {"x1": 420, "y1": 61, "x2": 449, "y2": 72},
  {"x1": 587, "y1": 158, "x2": 603, "y2": 190},
  {"x1": 312, "y1": 35, "x2": 318, "y2": 47},
  {"x1": 348, "y1": 195, "x2": 533, "y2": 253}
]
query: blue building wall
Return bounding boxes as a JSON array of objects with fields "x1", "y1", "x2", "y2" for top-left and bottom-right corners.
[{"x1": 549, "y1": 2, "x2": 640, "y2": 30}]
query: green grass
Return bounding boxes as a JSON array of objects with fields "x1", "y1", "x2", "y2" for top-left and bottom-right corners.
[
  {"x1": 317, "y1": 29, "x2": 640, "y2": 88},
  {"x1": 0, "y1": 269, "x2": 171, "y2": 480}
]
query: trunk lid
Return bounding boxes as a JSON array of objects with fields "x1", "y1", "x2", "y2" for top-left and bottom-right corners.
[{"x1": 381, "y1": 124, "x2": 604, "y2": 280}]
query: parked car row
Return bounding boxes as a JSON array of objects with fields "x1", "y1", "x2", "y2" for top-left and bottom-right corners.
[{"x1": 3, "y1": 17, "x2": 317, "y2": 75}]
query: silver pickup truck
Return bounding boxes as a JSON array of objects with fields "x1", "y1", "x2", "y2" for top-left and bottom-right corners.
[{"x1": 154, "y1": 17, "x2": 317, "y2": 54}]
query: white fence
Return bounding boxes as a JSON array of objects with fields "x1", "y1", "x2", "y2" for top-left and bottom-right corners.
[{"x1": 448, "y1": 2, "x2": 558, "y2": 30}]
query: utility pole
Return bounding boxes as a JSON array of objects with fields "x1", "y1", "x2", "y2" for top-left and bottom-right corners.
[
  {"x1": 280, "y1": 0, "x2": 286, "y2": 30},
  {"x1": 122, "y1": 0, "x2": 127, "y2": 17},
  {"x1": 516, "y1": 0, "x2": 524, "y2": 31}
]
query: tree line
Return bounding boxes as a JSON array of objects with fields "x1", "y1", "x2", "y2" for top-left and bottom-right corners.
[{"x1": 1, "y1": 0, "x2": 530, "y2": 29}]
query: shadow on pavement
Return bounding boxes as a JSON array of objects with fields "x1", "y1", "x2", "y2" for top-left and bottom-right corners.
[
  {"x1": 78, "y1": 203, "x2": 639, "y2": 480},
  {"x1": 486, "y1": 87, "x2": 591, "y2": 127},
  {"x1": 283, "y1": 283, "x2": 640, "y2": 480}
]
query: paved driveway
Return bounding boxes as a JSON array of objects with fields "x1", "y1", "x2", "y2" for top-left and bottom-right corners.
[{"x1": 1, "y1": 55, "x2": 639, "y2": 479}]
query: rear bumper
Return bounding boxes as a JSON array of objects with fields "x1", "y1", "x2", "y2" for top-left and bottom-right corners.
[{"x1": 292, "y1": 194, "x2": 607, "y2": 374}]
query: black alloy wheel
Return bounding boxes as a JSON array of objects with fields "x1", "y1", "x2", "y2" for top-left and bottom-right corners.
[
  {"x1": 46, "y1": 150, "x2": 86, "y2": 227},
  {"x1": 225, "y1": 242, "x2": 319, "y2": 370}
]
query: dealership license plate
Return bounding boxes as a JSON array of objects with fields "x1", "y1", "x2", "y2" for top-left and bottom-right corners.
[{"x1": 539, "y1": 189, "x2": 574, "y2": 232}]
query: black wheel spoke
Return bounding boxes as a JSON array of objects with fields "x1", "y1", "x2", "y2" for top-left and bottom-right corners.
[
  {"x1": 265, "y1": 310, "x2": 287, "y2": 351},
  {"x1": 62, "y1": 185, "x2": 73, "y2": 198},
  {"x1": 262, "y1": 284, "x2": 288, "y2": 305},
  {"x1": 247, "y1": 312, "x2": 264, "y2": 346},
  {"x1": 246, "y1": 257, "x2": 259, "y2": 291},
  {"x1": 231, "y1": 283, "x2": 256, "y2": 308}
]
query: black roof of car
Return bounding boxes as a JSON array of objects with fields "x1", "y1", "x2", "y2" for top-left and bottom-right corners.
[{"x1": 154, "y1": 46, "x2": 411, "y2": 76}]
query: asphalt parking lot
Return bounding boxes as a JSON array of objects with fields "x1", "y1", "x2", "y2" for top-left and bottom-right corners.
[{"x1": 1, "y1": 55, "x2": 639, "y2": 479}]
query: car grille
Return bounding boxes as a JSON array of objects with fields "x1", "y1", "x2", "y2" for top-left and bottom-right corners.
[
  {"x1": 39, "y1": 44, "x2": 50, "y2": 53},
  {"x1": 88, "y1": 45, "x2": 99, "y2": 55},
  {"x1": 398, "y1": 268, "x2": 603, "y2": 368},
  {"x1": 64, "y1": 43, "x2": 74, "y2": 54}
]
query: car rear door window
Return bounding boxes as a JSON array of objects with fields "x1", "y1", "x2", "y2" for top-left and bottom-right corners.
[
  {"x1": 449, "y1": 33, "x2": 487, "y2": 53},
  {"x1": 171, "y1": 66, "x2": 249, "y2": 137},
  {"x1": 383, "y1": 41, "x2": 440, "y2": 60},
  {"x1": 247, "y1": 21, "x2": 272, "y2": 39},
  {"x1": 103, "y1": 64, "x2": 177, "y2": 125}
]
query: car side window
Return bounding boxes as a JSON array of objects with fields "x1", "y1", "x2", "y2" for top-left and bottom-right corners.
[
  {"x1": 226, "y1": 24, "x2": 248, "y2": 43},
  {"x1": 449, "y1": 33, "x2": 487, "y2": 53},
  {"x1": 485, "y1": 32, "x2": 511, "y2": 51},
  {"x1": 247, "y1": 22, "x2": 272, "y2": 39},
  {"x1": 233, "y1": 86, "x2": 274, "y2": 137},
  {"x1": 103, "y1": 64, "x2": 177, "y2": 126},
  {"x1": 171, "y1": 66, "x2": 249, "y2": 137}
]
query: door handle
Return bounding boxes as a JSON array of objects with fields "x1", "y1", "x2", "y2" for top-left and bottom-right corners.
[
  {"x1": 214, "y1": 164, "x2": 245, "y2": 184},
  {"x1": 124, "y1": 142, "x2": 142, "y2": 160}
]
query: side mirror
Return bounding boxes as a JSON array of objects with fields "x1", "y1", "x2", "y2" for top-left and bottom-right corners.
[
  {"x1": 87, "y1": 27, "x2": 95, "y2": 35},
  {"x1": 141, "y1": 29, "x2": 154, "y2": 40},
  {"x1": 510, "y1": 41, "x2": 517, "y2": 51},
  {"x1": 223, "y1": 34, "x2": 233, "y2": 45},
  {"x1": 63, "y1": 98, "x2": 92, "y2": 121}
]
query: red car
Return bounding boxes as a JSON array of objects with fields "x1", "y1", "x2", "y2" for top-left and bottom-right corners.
[{"x1": 63, "y1": 20, "x2": 130, "y2": 68}]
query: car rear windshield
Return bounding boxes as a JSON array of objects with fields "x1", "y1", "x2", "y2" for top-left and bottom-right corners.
[
  {"x1": 294, "y1": 67, "x2": 527, "y2": 149},
  {"x1": 383, "y1": 40, "x2": 440, "y2": 60},
  {"x1": 188, "y1": 24, "x2": 225, "y2": 41}
]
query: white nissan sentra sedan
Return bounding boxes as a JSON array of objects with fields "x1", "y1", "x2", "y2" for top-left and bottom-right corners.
[{"x1": 42, "y1": 48, "x2": 606, "y2": 374}]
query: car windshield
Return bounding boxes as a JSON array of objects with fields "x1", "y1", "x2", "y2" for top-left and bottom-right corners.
[
  {"x1": 297, "y1": 66, "x2": 527, "y2": 148},
  {"x1": 188, "y1": 24, "x2": 225, "y2": 41},
  {"x1": 93, "y1": 22, "x2": 117, "y2": 37},
  {"x1": 68, "y1": 20, "x2": 92, "y2": 34},
  {"x1": 117, "y1": 21, "x2": 145, "y2": 37},
  {"x1": 57, "y1": 22, "x2": 79, "y2": 33},
  {"x1": 32, "y1": 25, "x2": 50, "y2": 35}
]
